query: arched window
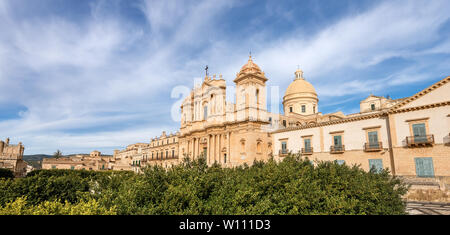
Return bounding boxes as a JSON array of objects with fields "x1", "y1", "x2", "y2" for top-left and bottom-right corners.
[{"x1": 240, "y1": 139, "x2": 246, "y2": 153}]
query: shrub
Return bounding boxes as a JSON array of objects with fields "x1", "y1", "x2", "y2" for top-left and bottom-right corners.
[
  {"x1": 0, "y1": 156, "x2": 408, "y2": 215},
  {"x1": 0, "y1": 168, "x2": 14, "y2": 179},
  {"x1": 0, "y1": 197, "x2": 116, "y2": 215}
]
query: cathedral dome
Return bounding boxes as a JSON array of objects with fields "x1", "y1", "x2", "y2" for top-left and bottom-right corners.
[
  {"x1": 283, "y1": 69, "x2": 318, "y2": 116},
  {"x1": 285, "y1": 69, "x2": 317, "y2": 96}
]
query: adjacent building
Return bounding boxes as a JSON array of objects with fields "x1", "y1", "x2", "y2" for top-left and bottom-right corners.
[
  {"x1": 0, "y1": 138, "x2": 27, "y2": 177},
  {"x1": 272, "y1": 75, "x2": 450, "y2": 178},
  {"x1": 42, "y1": 150, "x2": 115, "y2": 171}
]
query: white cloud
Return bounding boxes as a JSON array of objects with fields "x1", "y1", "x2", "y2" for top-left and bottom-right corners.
[{"x1": 0, "y1": 0, "x2": 449, "y2": 154}]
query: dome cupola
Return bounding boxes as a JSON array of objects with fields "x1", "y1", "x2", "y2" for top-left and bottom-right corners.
[
  {"x1": 283, "y1": 69, "x2": 318, "y2": 116},
  {"x1": 234, "y1": 55, "x2": 267, "y2": 84}
]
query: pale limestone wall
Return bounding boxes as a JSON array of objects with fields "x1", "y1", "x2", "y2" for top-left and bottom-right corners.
[
  {"x1": 392, "y1": 106, "x2": 450, "y2": 146},
  {"x1": 273, "y1": 127, "x2": 321, "y2": 155},
  {"x1": 401, "y1": 82, "x2": 450, "y2": 109},
  {"x1": 273, "y1": 117, "x2": 388, "y2": 154},
  {"x1": 302, "y1": 151, "x2": 391, "y2": 172},
  {"x1": 321, "y1": 118, "x2": 388, "y2": 151},
  {"x1": 272, "y1": 116, "x2": 391, "y2": 172},
  {"x1": 392, "y1": 144, "x2": 450, "y2": 177}
]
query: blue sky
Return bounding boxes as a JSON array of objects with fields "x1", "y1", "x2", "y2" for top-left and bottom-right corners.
[{"x1": 0, "y1": 0, "x2": 449, "y2": 155}]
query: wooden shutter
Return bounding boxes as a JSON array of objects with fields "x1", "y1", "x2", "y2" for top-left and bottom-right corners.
[
  {"x1": 415, "y1": 157, "x2": 434, "y2": 177},
  {"x1": 304, "y1": 139, "x2": 311, "y2": 149},
  {"x1": 412, "y1": 123, "x2": 427, "y2": 143},
  {"x1": 369, "y1": 159, "x2": 383, "y2": 172},
  {"x1": 368, "y1": 131, "x2": 378, "y2": 145},
  {"x1": 334, "y1": 135, "x2": 342, "y2": 146}
]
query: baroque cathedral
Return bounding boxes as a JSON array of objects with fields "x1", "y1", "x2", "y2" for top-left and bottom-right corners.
[{"x1": 43, "y1": 55, "x2": 450, "y2": 179}]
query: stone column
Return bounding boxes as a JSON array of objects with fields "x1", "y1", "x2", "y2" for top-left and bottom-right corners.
[
  {"x1": 211, "y1": 134, "x2": 215, "y2": 163},
  {"x1": 206, "y1": 135, "x2": 210, "y2": 164},
  {"x1": 192, "y1": 138, "x2": 196, "y2": 160},
  {"x1": 227, "y1": 132, "x2": 231, "y2": 165},
  {"x1": 218, "y1": 134, "x2": 222, "y2": 163}
]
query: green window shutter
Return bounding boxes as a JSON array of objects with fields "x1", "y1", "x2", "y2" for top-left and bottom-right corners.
[
  {"x1": 415, "y1": 157, "x2": 434, "y2": 177},
  {"x1": 333, "y1": 135, "x2": 342, "y2": 146},
  {"x1": 369, "y1": 159, "x2": 383, "y2": 173},
  {"x1": 412, "y1": 123, "x2": 427, "y2": 143},
  {"x1": 304, "y1": 139, "x2": 311, "y2": 149},
  {"x1": 281, "y1": 141, "x2": 287, "y2": 152},
  {"x1": 368, "y1": 131, "x2": 379, "y2": 147}
]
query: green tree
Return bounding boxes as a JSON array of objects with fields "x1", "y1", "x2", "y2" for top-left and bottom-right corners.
[
  {"x1": 53, "y1": 150, "x2": 63, "y2": 159},
  {"x1": 0, "y1": 168, "x2": 14, "y2": 179}
]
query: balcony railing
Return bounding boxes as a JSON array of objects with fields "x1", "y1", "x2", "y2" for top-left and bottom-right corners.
[
  {"x1": 406, "y1": 135, "x2": 434, "y2": 147},
  {"x1": 279, "y1": 149, "x2": 289, "y2": 157},
  {"x1": 148, "y1": 155, "x2": 179, "y2": 161},
  {"x1": 301, "y1": 147, "x2": 313, "y2": 155},
  {"x1": 364, "y1": 142, "x2": 383, "y2": 152},
  {"x1": 330, "y1": 145, "x2": 345, "y2": 154}
]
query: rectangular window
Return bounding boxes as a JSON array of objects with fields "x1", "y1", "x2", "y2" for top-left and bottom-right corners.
[
  {"x1": 371, "y1": 104, "x2": 375, "y2": 110},
  {"x1": 282, "y1": 120, "x2": 286, "y2": 127},
  {"x1": 289, "y1": 107, "x2": 293, "y2": 112},
  {"x1": 368, "y1": 131, "x2": 379, "y2": 147},
  {"x1": 369, "y1": 159, "x2": 383, "y2": 173},
  {"x1": 333, "y1": 135, "x2": 342, "y2": 147},
  {"x1": 301, "y1": 105, "x2": 306, "y2": 113},
  {"x1": 412, "y1": 123, "x2": 427, "y2": 143},
  {"x1": 336, "y1": 160, "x2": 345, "y2": 165},
  {"x1": 304, "y1": 139, "x2": 311, "y2": 151},
  {"x1": 204, "y1": 106, "x2": 208, "y2": 120},
  {"x1": 415, "y1": 157, "x2": 434, "y2": 177},
  {"x1": 333, "y1": 135, "x2": 343, "y2": 152},
  {"x1": 281, "y1": 141, "x2": 287, "y2": 154}
]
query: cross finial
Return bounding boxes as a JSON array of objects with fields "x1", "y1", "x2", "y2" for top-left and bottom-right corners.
[
  {"x1": 249, "y1": 51, "x2": 252, "y2": 59},
  {"x1": 205, "y1": 65, "x2": 208, "y2": 76}
]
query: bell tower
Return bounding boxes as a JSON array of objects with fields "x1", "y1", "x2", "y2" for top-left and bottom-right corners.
[{"x1": 234, "y1": 55, "x2": 268, "y2": 121}]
